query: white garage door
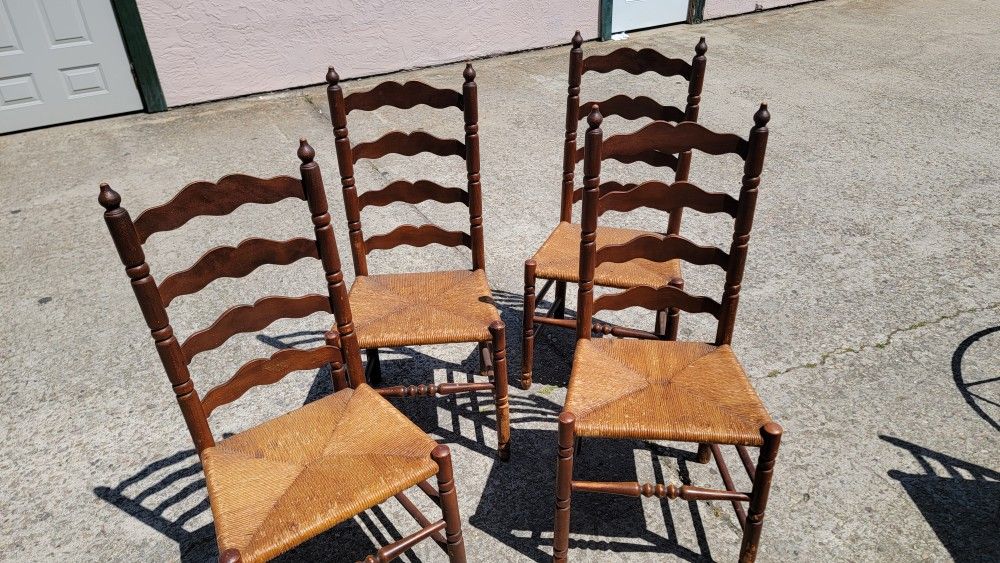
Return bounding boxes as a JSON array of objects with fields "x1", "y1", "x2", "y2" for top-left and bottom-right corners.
[
  {"x1": 612, "y1": 0, "x2": 690, "y2": 33},
  {"x1": 0, "y1": 0, "x2": 142, "y2": 134}
]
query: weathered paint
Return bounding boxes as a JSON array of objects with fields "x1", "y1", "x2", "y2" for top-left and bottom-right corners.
[
  {"x1": 136, "y1": 1, "x2": 600, "y2": 107},
  {"x1": 704, "y1": 0, "x2": 812, "y2": 20}
]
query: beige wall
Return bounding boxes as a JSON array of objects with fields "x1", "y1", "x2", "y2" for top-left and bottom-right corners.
[{"x1": 137, "y1": 1, "x2": 600, "y2": 107}]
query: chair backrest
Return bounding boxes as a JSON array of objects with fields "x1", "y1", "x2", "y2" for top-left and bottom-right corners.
[
  {"x1": 98, "y1": 140, "x2": 364, "y2": 453},
  {"x1": 325, "y1": 63, "x2": 485, "y2": 276},
  {"x1": 560, "y1": 32, "x2": 708, "y2": 236},
  {"x1": 575, "y1": 104, "x2": 770, "y2": 346}
]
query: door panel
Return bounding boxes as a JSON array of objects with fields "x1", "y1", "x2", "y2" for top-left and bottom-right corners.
[
  {"x1": 612, "y1": 0, "x2": 689, "y2": 33},
  {"x1": 0, "y1": 0, "x2": 142, "y2": 134}
]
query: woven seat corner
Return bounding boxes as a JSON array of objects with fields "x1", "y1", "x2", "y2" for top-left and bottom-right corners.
[
  {"x1": 531, "y1": 222, "x2": 682, "y2": 289},
  {"x1": 201, "y1": 384, "x2": 439, "y2": 562},
  {"x1": 565, "y1": 339, "x2": 772, "y2": 446},
  {"x1": 349, "y1": 269, "x2": 501, "y2": 348}
]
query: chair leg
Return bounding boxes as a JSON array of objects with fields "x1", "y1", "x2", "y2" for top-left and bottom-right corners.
[
  {"x1": 522, "y1": 259, "x2": 537, "y2": 390},
  {"x1": 654, "y1": 309, "x2": 668, "y2": 337},
  {"x1": 219, "y1": 549, "x2": 241, "y2": 563},
  {"x1": 553, "y1": 412, "x2": 575, "y2": 562},
  {"x1": 490, "y1": 321, "x2": 511, "y2": 461},
  {"x1": 663, "y1": 277, "x2": 683, "y2": 340},
  {"x1": 365, "y1": 348, "x2": 382, "y2": 385},
  {"x1": 432, "y1": 445, "x2": 467, "y2": 563},
  {"x1": 738, "y1": 423, "x2": 783, "y2": 563},
  {"x1": 553, "y1": 281, "x2": 567, "y2": 319},
  {"x1": 696, "y1": 443, "x2": 712, "y2": 464},
  {"x1": 478, "y1": 341, "x2": 492, "y2": 379}
]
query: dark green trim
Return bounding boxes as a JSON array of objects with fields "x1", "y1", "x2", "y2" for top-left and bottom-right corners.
[
  {"x1": 110, "y1": 0, "x2": 166, "y2": 112},
  {"x1": 688, "y1": 0, "x2": 706, "y2": 24},
  {"x1": 599, "y1": 0, "x2": 613, "y2": 41}
]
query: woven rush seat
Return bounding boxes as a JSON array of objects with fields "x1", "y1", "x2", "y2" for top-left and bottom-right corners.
[
  {"x1": 532, "y1": 222, "x2": 682, "y2": 289},
  {"x1": 350, "y1": 269, "x2": 501, "y2": 348},
  {"x1": 202, "y1": 384, "x2": 439, "y2": 562},
  {"x1": 565, "y1": 339, "x2": 772, "y2": 446}
]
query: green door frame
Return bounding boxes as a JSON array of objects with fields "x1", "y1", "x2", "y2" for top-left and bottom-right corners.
[
  {"x1": 599, "y1": 0, "x2": 705, "y2": 41},
  {"x1": 109, "y1": 0, "x2": 166, "y2": 112}
]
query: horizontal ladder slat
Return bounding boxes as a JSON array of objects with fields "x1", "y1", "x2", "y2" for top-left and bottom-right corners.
[
  {"x1": 133, "y1": 175, "x2": 304, "y2": 243},
  {"x1": 159, "y1": 237, "x2": 318, "y2": 306},
  {"x1": 352, "y1": 131, "x2": 465, "y2": 162},
  {"x1": 365, "y1": 224, "x2": 471, "y2": 252},
  {"x1": 181, "y1": 294, "x2": 332, "y2": 362},
  {"x1": 345, "y1": 81, "x2": 462, "y2": 113},
  {"x1": 582, "y1": 48, "x2": 692, "y2": 78},
  {"x1": 359, "y1": 180, "x2": 468, "y2": 209}
]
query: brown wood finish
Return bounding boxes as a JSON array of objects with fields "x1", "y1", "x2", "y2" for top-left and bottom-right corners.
[
  {"x1": 365, "y1": 224, "x2": 472, "y2": 252},
  {"x1": 133, "y1": 174, "x2": 304, "y2": 243},
  {"x1": 595, "y1": 180, "x2": 739, "y2": 217},
  {"x1": 594, "y1": 233, "x2": 730, "y2": 269},
  {"x1": 592, "y1": 284, "x2": 722, "y2": 317},
  {"x1": 358, "y1": 180, "x2": 469, "y2": 209},
  {"x1": 344, "y1": 80, "x2": 462, "y2": 113},
  {"x1": 574, "y1": 104, "x2": 771, "y2": 342},
  {"x1": 326, "y1": 63, "x2": 509, "y2": 460},
  {"x1": 100, "y1": 141, "x2": 468, "y2": 562},
  {"x1": 99, "y1": 140, "x2": 358, "y2": 429},
  {"x1": 551, "y1": 105, "x2": 782, "y2": 562},
  {"x1": 201, "y1": 344, "x2": 342, "y2": 417},
  {"x1": 298, "y1": 140, "x2": 365, "y2": 383},
  {"x1": 158, "y1": 237, "x2": 319, "y2": 307},
  {"x1": 521, "y1": 35, "x2": 710, "y2": 389},
  {"x1": 601, "y1": 120, "x2": 749, "y2": 161},
  {"x1": 352, "y1": 130, "x2": 466, "y2": 163},
  {"x1": 577, "y1": 94, "x2": 685, "y2": 123},
  {"x1": 582, "y1": 47, "x2": 693, "y2": 78},
  {"x1": 574, "y1": 144, "x2": 679, "y2": 170},
  {"x1": 180, "y1": 294, "x2": 332, "y2": 363}
]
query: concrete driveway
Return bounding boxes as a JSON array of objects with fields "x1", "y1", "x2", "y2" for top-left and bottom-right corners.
[{"x1": 1, "y1": 0, "x2": 997, "y2": 560}]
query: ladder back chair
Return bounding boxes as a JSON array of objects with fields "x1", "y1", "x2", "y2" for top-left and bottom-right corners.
[
  {"x1": 326, "y1": 64, "x2": 511, "y2": 461},
  {"x1": 98, "y1": 141, "x2": 467, "y2": 563},
  {"x1": 522, "y1": 32, "x2": 709, "y2": 389},
  {"x1": 552, "y1": 106, "x2": 781, "y2": 563}
]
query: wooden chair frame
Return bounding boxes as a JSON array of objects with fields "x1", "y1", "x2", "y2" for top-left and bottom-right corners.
[
  {"x1": 521, "y1": 32, "x2": 709, "y2": 389},
  {"x1": 326, "y1": 64, "x2": 511, "y2": 461},
  {"x1": 551, "y1": 106, "x2": 782, "y2": 562},
  {"x1": 98, "y1": 141, "x2": 466, "y2": 562}
]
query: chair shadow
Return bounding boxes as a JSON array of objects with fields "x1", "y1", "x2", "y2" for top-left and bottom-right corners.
[
  {"x1": 881, "y1": 435, "x2": 1000, "y2": 562},
  {"x1": 951, "y1": 325, "x2": 1000, "y2": 432}
]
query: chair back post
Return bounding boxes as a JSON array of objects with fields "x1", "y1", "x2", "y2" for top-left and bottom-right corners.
[
  {"x1": 297, "y1": 140, "x2": 365, "y2": 383},
  {"x1": 668, "y1": 37, "x2": 708, "y2": 235},
  {"x1": 326, "y1": 66, "x2": 369, "y2": 277},
  {"x1": 560, "y1": 31, "x2": 585, "y2": 223},
  {"x1": 463, "y1": 63, "x2": 486, "y2": 271},
  {"x1": 98, "y1": 184, "x2": 215, "y2": 453},
  {"x1": 576, "y1": 106, "x2": 604, "y2": 341},
  {"x1": 716, "y1": 103, "x2": 770, "y2": 345}
]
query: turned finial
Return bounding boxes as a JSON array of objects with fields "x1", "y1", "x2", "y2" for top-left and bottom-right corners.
[
  {"x1": 587, "y1": 104, "x2": 603, "y2": 129},
  {"x1": 326, "y1": 66, "x2": 339, "y2": 85},
  {"x1": 754, "y1": 102, "x2": 770, "y2": 128},
  {"x1": 572, "y1": 30, "x2": 583, "y2": 48},
  {"x1": 463, "y1": 62, "x2": 476, "y2": 82},
  {"x1": 297, "y1": 138, "x2": 315, "y2": 163},
  {"x1": 695, "y1": 36, "x2": 708, "y2": 56},
  {"x1": 98, "y1": 183, "x2": 121, "y2": 211}
]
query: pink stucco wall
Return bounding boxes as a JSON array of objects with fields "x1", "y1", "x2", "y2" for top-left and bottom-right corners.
[
  {"x1": 136, "y1": 1, "x2": 600, "y2": 107},
  {"x1": 704, "y1": 0, "x2": 811, "y2": 20}
]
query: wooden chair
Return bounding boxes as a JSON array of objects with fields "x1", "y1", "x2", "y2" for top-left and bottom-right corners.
[
  {"x1": 521, "y1": 33, "x2": 709, "y2": 389},
  {"x1": 325, "y1": 64, "x2": 511, "y2": 461},
  {"x1": 552, "y1": 106, "x2": 781, "y2": 562},
  {"x1": 98, "y1": 140, "x2": 467, "y2": 563}
]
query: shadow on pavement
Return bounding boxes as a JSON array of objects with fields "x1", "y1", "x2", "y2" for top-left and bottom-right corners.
[
  {"x1": 951, "y1": 325, "x2": 1000, "y2": 431},
  {"x1": 882, "y1": 435, "x2": 1000, "y2": 562}
]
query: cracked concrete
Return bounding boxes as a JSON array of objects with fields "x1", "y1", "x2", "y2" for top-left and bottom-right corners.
[
  {"x1": 767, "y1": 302, "x2": 1000, "y2": 378},
  {"x1": 1, "y1": 0, "x2": 999, "y2": 561}
]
